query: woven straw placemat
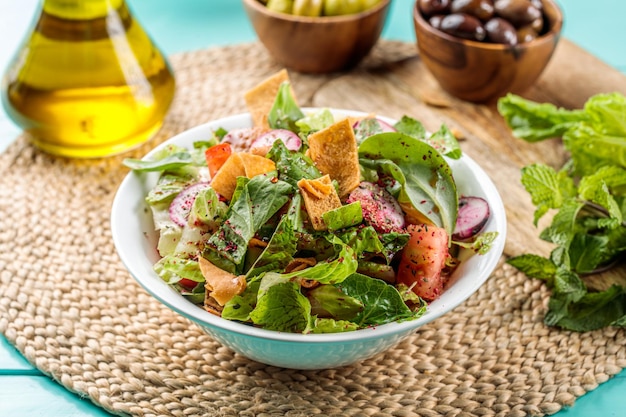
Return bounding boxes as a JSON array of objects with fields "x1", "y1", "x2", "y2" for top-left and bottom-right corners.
[{"x1": 0, "y1": 41, "x2": 624, "y2": 417}]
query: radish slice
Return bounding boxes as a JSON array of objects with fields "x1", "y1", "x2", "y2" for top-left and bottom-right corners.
[
  {"x1": 346, "y1": 182, "x2": 405, "y2": 233},
  {"x1": 453, "y1": 196, "x2": 490, "y2": 240},
  {"x1": 222, "y1": 127, "x2": 262, "y2": 152},
  {"x1": 250, "y1": 129, "x2": 302, "y2": 153},
  {"x1": 353, "y1": 117, "x2": 397, "y2": 133},
  {"x1": 169, "y1": 183, "x2": 211, "y2": 227}
]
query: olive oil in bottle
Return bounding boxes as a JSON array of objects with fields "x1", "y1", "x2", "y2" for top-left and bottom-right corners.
[{"x1": 1, "y1": 0, "x2": 176, "y2": 158}]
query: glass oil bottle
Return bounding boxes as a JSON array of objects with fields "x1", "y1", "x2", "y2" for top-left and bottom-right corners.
[{"x1": 1, "y1": 0, "x2": 176, "y2": 158}]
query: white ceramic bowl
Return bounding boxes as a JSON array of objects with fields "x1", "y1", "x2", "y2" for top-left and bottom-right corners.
[{"x1": 111, "y1": 109, "x2": 507, "y2": 370}]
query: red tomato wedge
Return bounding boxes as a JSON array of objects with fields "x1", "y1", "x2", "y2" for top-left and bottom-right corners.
[
  {"x1": 397, "y1": 224, "x2": 449, "y2": 301},
  {"x1": 205, "y1": 143, "x2": 232, "y2": 177},
  {"x1": 178, "y1": 278, "x2": 199, "y2": 291}
]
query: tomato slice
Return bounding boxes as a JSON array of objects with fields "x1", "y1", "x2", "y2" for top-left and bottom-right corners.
[
  {"x1": 204, "y1": 142, "x2": 232, "y2": 177},
  {"x1": 178, "y1": 278, "x2": 199, "y2": 291},
  {"x1": 396, "y1": 224, "x2": 449, "y2": 301}
]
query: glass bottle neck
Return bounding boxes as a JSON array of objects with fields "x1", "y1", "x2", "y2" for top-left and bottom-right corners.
[{"x1": 42, "y1": 0, "x2": 125, "y2": 20}]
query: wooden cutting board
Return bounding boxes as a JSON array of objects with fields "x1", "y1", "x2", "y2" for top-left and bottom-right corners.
[{"x1": 296, "y1": 39, "x2": 626, "y2": 290}]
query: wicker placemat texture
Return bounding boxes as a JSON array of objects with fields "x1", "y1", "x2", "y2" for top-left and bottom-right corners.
[{"x1": 0, "y1": 42, "x2": 624, "y2": 417}]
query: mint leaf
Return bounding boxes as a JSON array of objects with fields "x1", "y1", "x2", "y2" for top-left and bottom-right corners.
[
  {"x1": 507, "y1": 254, "x2": 557, "y2": 282},
  {"x1": 568, "y1": 233, "x2": 609, "y2": 274},
  {"x1": 394, "y1": 115, "x2": 427, "y2": 139},
  {"x1": 499, "y1": 93, "x2": 626, "y2": 332},
  {"x1": 426, "y1": 124, "x2": 462, "y2": 160},
  {"x1": 547, "y1": 285, "x2": 626, "y2": 331},
  {"x1": 520, "y1": 164, "x2": 564, "y2": 225}
]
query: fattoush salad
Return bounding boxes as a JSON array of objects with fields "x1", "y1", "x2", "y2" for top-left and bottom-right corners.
[{"x1": 124, "y1": 70, "x2": 498, "y2": 334}]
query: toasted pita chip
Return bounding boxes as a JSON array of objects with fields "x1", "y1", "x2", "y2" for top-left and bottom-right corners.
[
  {"x1": 307, "y1": 118, "x2": 360, "y2": 198},
  {"x1": 244, "y1": 69, "x2": 293, "y2": 129},
  {"x1": 285, "y1": 257, "x2": 317, "y2": 273},
  {"x1": 298, "y1": 175, "x2": 342, "y2": 231},
  {"x1": 239, "y1": 152, "x2": 276, "y2": 178},
  {"x1": 199, "y1": 257, "x2": 246, "y2": 307},
  {"x1": 210, "y1": 153, "x2": 276, "y2": 200}
]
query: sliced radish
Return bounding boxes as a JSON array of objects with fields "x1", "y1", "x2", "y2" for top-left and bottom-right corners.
[
  {"x1": 346, "y1": 182, "x2": 405, "y2": 233},
  {"x1": 452, "y1": 196, "x2": 490, "y2": 240},
  {"x1": 169, "y1": 182, "x2": 211, "y2": 227},
  {"x1": 250, "y1": 129, "x2": 302, "y2": 153},
  {"x1": 353, "y1": 117, "x2": 397, "y2": 134},
  {"x1": 222, "y1": 127, "x2": 262, "y2": 152}
]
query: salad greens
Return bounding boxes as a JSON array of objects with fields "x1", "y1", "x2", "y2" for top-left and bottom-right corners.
[
  {"x1": 498, "y1": 92, "x2": 626, "y2": 332},
  {"x1": 122, "y1": 81, "x2": 494, "y2": 334}
]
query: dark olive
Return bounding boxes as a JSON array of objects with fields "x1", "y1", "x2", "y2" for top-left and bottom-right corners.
[
  {"x1": 450, "y1": 0, "x2": 494, "y2": 21},
  {"x1": 484, "y1": 17, "x2": 517, "y2": 45},
  {"x1": 429, "y1": 14, "x2": 446, "y2": 30},
  {"x1": 419, "y1": 0, "x2": 451, "y2": 17},
  {"x1": 530, "y1": 15, "x2": 544, "y2": 33},
  {"x1": 493, "y1": 0, "x2": 541, "y2": 27},
  {"x1": 516, "y1": 25, "x2": 538, "y2": 43},
  {"x1": 440, "y1": 13, "x2": 486, "y2": 41}
]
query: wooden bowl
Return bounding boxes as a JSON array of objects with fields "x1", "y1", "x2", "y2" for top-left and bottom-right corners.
[
  {"x1": 413, "y1": 0, "x2": 563, "y2": 103},
  {"x1": 242, "y1": 0, "x2": 391, "y2": 74}
]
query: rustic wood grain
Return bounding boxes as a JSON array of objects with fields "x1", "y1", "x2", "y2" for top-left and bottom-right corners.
[{"x1": 300, "y1": 38, "x2": 626, "y2": 288}]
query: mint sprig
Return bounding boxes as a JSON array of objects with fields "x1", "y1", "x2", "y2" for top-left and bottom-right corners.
[{"x1": 498, "y1": 93, "x2": 626, "y2": 331}]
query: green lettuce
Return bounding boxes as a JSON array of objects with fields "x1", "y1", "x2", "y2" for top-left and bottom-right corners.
[
  {"x1": 249, "y1": 281, "x2": 312, "y2": 333},
  {"x1": 498, "y1": 92, "x2": 626, "y2": 331},
  {"x1": 266, "y1": 139, "x2": 321, "y2": 187},
  {"x1": 295, "y1": 108, "x2": 335, "y2": 136},
  {"x1": 394, "y1": 116, "x2": 461, "y2": 159},
  {"x1": 205, "y1": 173, "x2": 292, "y2": 271},
  {"x1": 322, "y1": 201, "x2": 363, "y2": 232},
  {"x1": 268, "y1": 81, "x2": 305, "y2": 132},
  {"x1": 154, "y1": 255, "x2": 205, "y2": 304},
  {"x1": 336, "y1": 273, "x2": 423, "y2": 326},
  {"x1": 359, "y1": 132, "x2": 458, "y2": 237}
]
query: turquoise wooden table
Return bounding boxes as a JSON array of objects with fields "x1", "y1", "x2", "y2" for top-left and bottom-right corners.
[{"x1": 0, "y1": 0, "x2": 624, "y2": 415}]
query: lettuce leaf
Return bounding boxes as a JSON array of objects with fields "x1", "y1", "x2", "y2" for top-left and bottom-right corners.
[
  {"x1": 246, "y1": 216, "x2": 297, "y2": 279},
  {"x1": 268, "y1": 82, "x2": 305, "y2": 132},
  {"x1": 308, "y1": 284, "x2": 363, "y2": 320},
  {"x1": 153, "y1": 255, "x2": 205, "y2": 304},
  {"x1": 249, "y1": 281, "x2": 312, "y2": 333},
  {"x1": 311, "y1": 318, "x2": 359, "y2": 333},
  {"x1": 336, "y1": 273, "x2": 423, "y2": 326},
  {"x1": 295, "y1": 108, "x2": 335, "y2": 136},
  {"x1": 205, "y1": 173, "x2": 292, "y2": 270},
  {"x1": 497, "y1": 93, "x2": 589, "y2": 142},
  {"x1": 266, "y1": 139, "x2": 321, "y2": 187},
  {"x1": 358, "y1": 132, "x2": 458, "y2": 237}
]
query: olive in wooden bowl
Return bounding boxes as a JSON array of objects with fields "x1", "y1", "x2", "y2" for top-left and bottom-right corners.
[
  {"x1": 413, "y1": 0, "x2": 563, "y2": 102},
  {"x1": 242, "y1": 0, "x2": 391, "y2": 73}
]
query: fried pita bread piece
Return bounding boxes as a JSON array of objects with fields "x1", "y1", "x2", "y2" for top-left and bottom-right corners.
[
  {"x1": 210, "y1": 152, "x2": 276, "y2": 200},
  {"x1": 199, "y1": 256, "x2": 246, "y2": 308},
  {"x1": 297, "y1": 175, "x2": 342, "y2": 231},
  {"x1": 244, "y1": 69, "x2": 294, "y2": 129},
  {"x1": 306, "y1": 118, "x2": 360, "y2": 198}
]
